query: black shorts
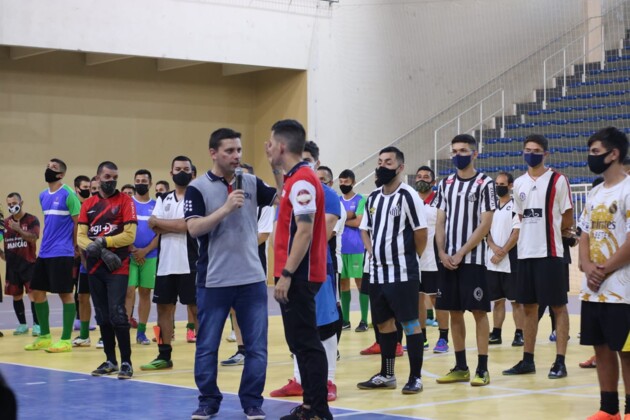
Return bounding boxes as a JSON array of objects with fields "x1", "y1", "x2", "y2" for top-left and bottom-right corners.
[
  {"x1": 436, "y1": 264, "x2": 491, "y2": 312},
  {"x1": 516, "y1": 258, "x2": 568, "y2": 306},
  {"x1": 5, "y1": 265, "x2": 34, "y2": 296},
  {"x1": 369, "y1": 280, "x2": 419, "y2": 325},
  {"x1": 77, "y1": 272, "x2": 90, "y2": 295},
  {"x1": 486, "y1": 270, "x2": 516, "y2": 302},
  {"x1": 420, "y1": 271, "x2": 439, "y2": 295},
  {"x1": 31, "y1": 257, "x2": 75, "y2": 294},
  {"x1": 360, "y1": 271, "x2": 370, "y2": 294},
  {"x1": 153, "y1": 273, "x2": 196, "y2": 305},
  {"x1": 580, "y1": 301, "x2": 630, "y2": 351}
]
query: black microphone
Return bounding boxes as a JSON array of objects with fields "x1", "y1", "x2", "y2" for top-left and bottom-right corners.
[{"x1": 235, "y1": 167, "x2": 243, "y2": 190}]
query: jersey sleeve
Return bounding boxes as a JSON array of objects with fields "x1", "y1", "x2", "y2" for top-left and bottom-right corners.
[
  {"x1": 324, "y1": 187, "x2": 341, "y2": 218},
  {"x1": 625, "y1": 186, "x2": 630, "y2": 234},
  {"x1": 152, "y1": 196, "x2": 164, "y2": 218},
  {"x1": 403, "y1": 188, "x2": 428, "y2": 230},
  {"x1": 66, "y1": 188, "x2": 82, "y2": 217},
  {"x1": 512, "y1": 179, "x2": 523, "y2": 216},
  {"x1": 481, "y1": 179, "x2": 497, "y2": 212},
  {"x1": 255, "y1": 177, "x2": 277, "y2": 207},
  {"x1": 511, "y1": 213, "x2": 521, "y2": 230},
  {"x1": 335, "y1": 205, "x2": 347, "y2": 234},
  {"x1": 359, "y1": 196, "x2": 372, "y2": 231},
  {"x1": 258, "y1": 206, "x2": 274, "y2": 234},
  {"x1": 289, "y1": 179, "x2": 317, "y2": 216},
  {"x1": 435, "y1": 179, "x2": 446, "y2": 212},
  {"x1": 557, "y1": 175, "x2": 573, "y2": 213},
  {"x1": 356, "y1": 196, "x2": 366, "y2": 216},
  {"x1": 184, "y1": 185, "x2": 206, "y2": 220}
]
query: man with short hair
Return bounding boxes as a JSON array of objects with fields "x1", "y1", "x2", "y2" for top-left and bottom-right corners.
[
  {"x1": 578, "y1": 126, "x2": 630, "y2": 420},
  {"x1": 338, "y1": 169, "x2": 369, "y2": 332},
  {"x1": 186, "y1": 128, "x2": 277, "y2": 420},
  {"x1": 155, "y1": 180, "x2": 170, "y2": 199},
  {"x1": 503, "y1": 134, "x2": 573, "y2": 379},
  {"x1": 125, "y1": 169, "x2": 159, "y2": 346},
  {"x1": 89, "y1": 177, "x2": 100, "y2": 196},
  {"x1": 78, "y1": 161, "x2": 137, "y2": 379},
  {"x1": 435, "y1": 134, "x2": 495, "y2": 387},
  {"x1": 1, "y1": 193, "x2": 40, "y2": 336},
  {"x1": 357, "y1": 146, "x2": 428, "y2": 395},
  {"x1": 141, "y1": 156, "x2": 199, "y2": 371},
  {"x1": 25, "y1": 158, "x2": 81, "y2": 353}
]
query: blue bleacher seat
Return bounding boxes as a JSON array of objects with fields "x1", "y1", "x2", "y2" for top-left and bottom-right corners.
[
  {"x1": 542, "y1": 109, "x2": 556, "y2": 114},
  {"x1": 547, "y1": 133, "x2": 563, "y2": 139},
  {"x1": 563, "y1": 133, "x2": 580, "y2": 138},
  {"x1": 485, "y1": 138, "x2": 499, "y2": 144},
  {"x1": 590, "y1": 104, "x2": 606, "y2": 109},
  {"x1": 611, "y1": 90, "x2": 626, "y2": 96},
  {"x1": 594, "y1": 92, "x2": 611, "y2": 97},
  {"x1": 557, "y1": 107, "x2": 573, "y2": 112},
  {"x1": 549, "y1": 97, "x2": 563, "y2": 103},
  {"x1": 553, "y1": 119, "x2": 569, "y2": 125},
  {"x1": 573, "y1": 106, "x2": 588, "y2": 111},
  {"x1": 528, "y1": 110, "x2": 541, "y2": 116},
  {"x1": 507, "y1": 150, "x2": 522, "y2": 157},
  {"x1": 577, "y1": 93, "x2": 593, "y2": 99},
  {"x1": 568, "y1": 118, "x2": 584, "y2": 124},
  {"x1": 498, "y1": 138, "x2": 512, "y2": 144}
]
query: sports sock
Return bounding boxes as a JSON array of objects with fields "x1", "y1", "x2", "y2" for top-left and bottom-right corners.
[
  {"x1": 427, "y1": 309, "x2": 434, "y2": 320},
  {"x1": 74, "y1": 292, "x2": 80, "y2": 320},
  {"x1": 477, "y1": 354, "x2": 488, "y2": 373},
  {"x1": 158, "y1": 344, "x2": 173, "y2": 361},
  {"x1": 13, "y1": 299, "x2": 27, "y2": 325},
  {"x1": 61, "y1": 303, "x2": 76, "y2": 340},
  {"x1": 491, "y1": 327, "x2": 502, "y2": 337},
  {"x1": 100, "y1": 324, "x2": 117, "y2": 365},
  {"x1": 359, "y1": 292, "x2": 369, "y2": 323},
  {"x1": 322, "y1": 335, "x2": 337, "y2": 382},
  {"x1": 335, "y1": 304, "x2": 343, "y2": 342},
  {"x1": 229, "y1": 313, "x2": 234, "y2": 329},
  {"x1": 138, "y1": 323, "x2": 147, "y2": 333},
  {"x1": 439, "y1": 328, "x2": 449, "y2": 341},
  {"x1": 237, "y1": 344, "x2": 246, "y2": 355},
  {"x1": 34, "y1": 301, "x2": 50, "y2": 336},
  {"x1": 373, "y1": 323, "x2": 380, "y2": 344},
  {"x1": 186, "y1": 322, "x2": 195, "y2": 331},
  {"x1": 523, "y1": 352, "x2": 535, "y2": 364},
  {"x1": 31, "y1": 301, "x2": 39, "y2": 325},
  {"x1": 406, "y1": 333, "x2": 424, "y2": 378},
  {"x1": 600, "y1": 391, "x2": 619, "y2": 415},
  {"x1": 455, "y1": 350, "x2": 467, "y2": 371},
  {"x1": 395, "y1": 321, "x2": 404, "y2": 345},
  {"x1": 114, "y1": 324, "x2": 132, "y2": 365},
  {"x1": 293, "y1": 352, "x2": 301, "y2": 383},
  {"x1": 421, "y1": 328, "x2": 427, "y2": 341},
  {"x1": 340, "y1": 290, "x2": 351, "y2": 323},
  {"x1": 80, "y1": 321, "x2": 90, "y2": 339},
  {"x1": 554, "y1": 354, "x2": 565, "y2": 365},
  {"x1": 379, "y1": 331, "x2": 397, "y2": 377},
  {"x1": 625, "y1": 394, "x2": 629, "y2": 414}
]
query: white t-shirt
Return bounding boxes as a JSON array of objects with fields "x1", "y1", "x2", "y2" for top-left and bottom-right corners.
[
  {"x1": 486, "y1": 198, "x2": 520, "y2": 273},
  {"x1": 578, "y1": 176, "x2": 630, "y2": 304},
  {"x1": 513, "y1": 169, "x2": 573, "y2": 259},
  {"x1": 153, "y1": 191, "x2": 190, "y2": 276},
  {"x1": 419, "y1": 200, "x2": 438, "y2": 272},
  {"x1": 334, "y1": 205, "x2": 347, "y2": 274}
]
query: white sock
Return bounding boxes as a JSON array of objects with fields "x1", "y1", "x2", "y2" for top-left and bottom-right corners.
[
  {"x1": 322, "y1": 335, "x2": 337, "y2": 382},
  {"x1": 293, "y1": 353, "x2": 301, "y2": 384}
]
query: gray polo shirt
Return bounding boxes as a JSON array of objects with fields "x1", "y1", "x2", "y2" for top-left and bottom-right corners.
[{"x1": 184, "y1": 170, "x2": 276, "y2": 287}]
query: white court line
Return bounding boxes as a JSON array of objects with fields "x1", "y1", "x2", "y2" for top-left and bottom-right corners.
[
  {"x1": 67, "y1": 379, "x2": 88, "y2": 382},
  {"x1": 25, "y1": 382, "x2": 46, "y2": 385}
]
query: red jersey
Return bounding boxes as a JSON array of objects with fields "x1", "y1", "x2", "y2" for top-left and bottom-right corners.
[
  {"x1": 274, "y1": 162, "x2": 327, "y2": 282},
  {"x1": 4, "y1": 213, "x2": 39, "y2": 268},
  {"x1": 78, "y1": 191, "x2": 137, "y2": 275}
]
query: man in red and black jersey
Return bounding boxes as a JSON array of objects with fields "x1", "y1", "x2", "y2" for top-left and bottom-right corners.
[{"x1": 77, "y1": 161, "x2": 137, "y2": 380}]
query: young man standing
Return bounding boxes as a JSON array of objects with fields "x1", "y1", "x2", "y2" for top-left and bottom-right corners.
[
  {"x1": 25, "y1": 159, "x2": 81, "y2": 353},
  {"x1": 78, "y1": 161, "x2": 137, "y2": 379},
  {"x1": 486, "y1": 172, "x2": 524, "y2": 347},
  {"x1": 435, "y1": 134, "x2": 495, "y2": 387},
  {"x1": 579, "y1": 127, "x2": 630, "y2": 420},
  {"x1": 503, "y1": 134, "x2": 573, "y2": 380},
  {"x1": 357, "y1": 146, "x2": 428, "y2": 394}
]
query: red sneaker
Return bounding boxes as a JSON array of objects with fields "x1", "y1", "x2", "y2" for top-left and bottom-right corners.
[
  {"x1": 270, "y1": 378, "x2": 304, "y2": 397},
  {"x1": 186, "y1": 328, "x2": 196, "y2": 343},
  {"x1": 360, "y1": 342, "x2": 381, "y2": 355},
  {"x1": 129, "y1": 317, "x2": 138, "y2": 329},
  {"x1": 396, "y1": 342, "x2": 404, "y2": 357},
  {"x1": 327, "y1": 380, "x2": 337, "y2": 401},
  {"x1": 579, "y1": 355, "x2": 597, "y2": 368},
  {"x1": 586, "y1": 411, "x2": 621, "y2": 420}
]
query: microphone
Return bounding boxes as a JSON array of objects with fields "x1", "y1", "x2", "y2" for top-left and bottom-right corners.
[{"x1": 235, "y1": 167, "x2": 243, "y2": 190}]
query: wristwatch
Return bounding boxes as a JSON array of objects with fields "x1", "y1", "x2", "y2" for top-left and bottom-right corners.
[{"x1": 281, "y1": 268, "x2": 293, "y2": 278}]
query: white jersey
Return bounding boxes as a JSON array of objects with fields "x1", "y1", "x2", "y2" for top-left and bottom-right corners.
[
  {"x1": 513, "y1": 169, "x2": 573, "y2": 259},
  {"x1": 578, "y1": 176, "x2": 630, "y2": 304},
  {"x1": 153, "y1": 191, "x2": 190, "y2": 276},
  {"x1": 334, "y1": 205, "x2": 347, "y2": 274},
  {"x1": 486, "y1": 198, "x2": 520, "y2": 273},
  {"x1": 419, "y1": 195, "x2": 438, "y2": 272}
]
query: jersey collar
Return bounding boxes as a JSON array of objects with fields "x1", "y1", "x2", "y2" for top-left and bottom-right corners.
[
  {"x1": 285, "y1": 161, "x2": 309, "y2": 178},
  {"x1": 206, "y1": 170, "x2": 230, "y2": 187}
]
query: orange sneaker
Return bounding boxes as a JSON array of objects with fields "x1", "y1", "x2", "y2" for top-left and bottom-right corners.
[
  {"x1": 327, "y1": 380, "x2": 337, "y2": 401},
  {"x1": 396, "y1": 342, "x2": 404, "y2": 357},
  {"x1": 579, "y1": 355, "x2": 597, "y2": 368},
  {"x1": 186, "y1": 328, "x2": 196, "y2": 343},
  {"x1": 586, "y1": 411, "x2": 621, "y2": 420},
  {"x1": 270, "y1": 378, "x2": 304, "y2": 397},
  {"x1": 360, "y1": 342, "x2": 381, "y2": 355}
]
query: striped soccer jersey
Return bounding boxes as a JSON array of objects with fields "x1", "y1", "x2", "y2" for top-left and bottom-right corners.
[
  {"x1": 436, "y1": 171, "x2": 496, "y2": 265},
  {"x1": 361, "y1": 182, "x2": 427, "y2": 284},
  {"x1": 513, "y1": 169, "x2": 573, "y2": 259}
]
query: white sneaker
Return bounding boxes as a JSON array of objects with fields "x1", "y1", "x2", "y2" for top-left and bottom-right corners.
[
  {"x1": 221, "y1": 352, "x2": 245, "y2": 366},
  {"x1": 72, "y1": 336, "x2": 91, "y2": 347},
  {"x1": 96, "y1": 338, "x2": 104, "y2": 349},
  {"x1": 226, "y1": 330, "x2": 237, "y2": 342}
]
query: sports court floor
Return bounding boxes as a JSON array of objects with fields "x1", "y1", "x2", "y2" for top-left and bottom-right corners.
[{"x1": 0, "y1": 290, "x2": 610, "y2": 419}]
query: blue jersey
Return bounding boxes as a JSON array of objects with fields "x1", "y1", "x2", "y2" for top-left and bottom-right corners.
[
  {"x1": 133, "y1": 197, "x2": 158, "y2": 259},
  {"x1": 323, "y1": 184, "x2": 341, "y2": 265},
  {"x1": 39, "y1": 184, "x2": 81, "y2": 258}
]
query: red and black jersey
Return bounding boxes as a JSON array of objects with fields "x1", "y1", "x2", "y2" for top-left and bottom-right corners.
[
  {"x1": 78, "y1": 191, "x2": 137, "y2": 275},
  {"x1": 4, "y1": 213, "x2": 39, "y2": 269}
]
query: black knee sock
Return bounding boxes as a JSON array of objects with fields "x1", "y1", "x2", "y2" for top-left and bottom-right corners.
[
  {"x1": 100, "y1": 324, "x2": 118, "y2": 366},
  {"x1": 600, "y1": 391, "x2": 619, "y2": 415},
  {"x1": 491, "y1": 327, "x2": 501, "y2": 337},
  {"x1": 625, "y1": 394, "x2": 629, "y2": 414},
  {"x1": 74, "y1": 291, "x2": 80, "y2": 320},
  {"x1": 523, "y1": 352, "x2": 535, "y2": 364},
  {"x1": 335, "y1": 305, "x2": 343, "y2": 343},
  {"x1": 555, "y1": 354, "x2": 565, "y2": 365},
  {"x1": 31, "y1": 301, "x2": 39, "y2": 325},
  {"x1": 421, "y1": 328, "x2": 427, "y2": 341},
  {"x1": 439, "y1": 328, "x2": 449, "y2": 341},
  {"x1": 455, "y1": 350, "x2": 467, "y2": 371},
  {"x1": 406, "y1": 333, "x2": 424, "y2": 379},
  {"x1": 114, "y1": 325, "x2": 132, "y2": 365},
  {"x1": 13, "y1": 300, "x2": 26, "y2": 325},
  {"x1": 395, "y1": 321, "x2": 403, "y2": 345},
  {"x1": 477, "y1": 354, "x2": 488, "y2": 373},
  {"x1": 158, "y1": 344, "x2": 173, "y2": 362},
  {"x1": 373, "y1": 323, "x2": 380, "y2": 344},
  {"x1": 237, "y1": 344, "x2": 246, "y2": 355},
  {"x1": 379, "y1": 331, "x2": 397, "y2": 377}
]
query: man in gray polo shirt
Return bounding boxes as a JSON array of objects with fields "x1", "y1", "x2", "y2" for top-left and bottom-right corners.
[{"x1": 185, "y1": 128, "x2": 277, "y2": 420}]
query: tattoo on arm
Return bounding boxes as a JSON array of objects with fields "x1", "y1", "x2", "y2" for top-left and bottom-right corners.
[{"x1": 297, "y1": 214, "x2": 314, "y2": 224}]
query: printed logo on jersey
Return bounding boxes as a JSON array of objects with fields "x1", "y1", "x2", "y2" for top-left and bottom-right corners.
[
  {"x1": 184, "y1": 199, "x2": 193, "y2": 213},
  {"x1": 89, "y1": 223, "x2": 119, "y2": 236},
  {"x1": 473, "y1": 287, "x2": 483, "y2": 302},
  {"x1": 446, "y1": 179, "x2": 454, "y2": 184},
  {"x1": 523, "y1": 208, "x2": 542, "y2": 218},
  {"x1": 111, "y1": 206, "x2": 120, "y2": 216},
  {"x1": 370, "y1": 207, "x2": 376, "y2": 215},
  {"x1": 389, "y1": 205, "x2": 401, "y2": 217},
  {"x1": 476, "y1": 178, "x2": 484, "y2": 185},
  {"x1": 165, "y1": 204, "x2": 171, "y2": 212},
  {"x1": 467, "y1": 192, "x2": 477, "y2": 202},
  {"x1": 519, "y1": 192, "x2": 526, "y2": 201},
  {"x1": 296, "y1": 189, "x2": 312, "y2": 206},
  {"x1": 589, "y1": 203, "x2": 620, "y2": 265}
]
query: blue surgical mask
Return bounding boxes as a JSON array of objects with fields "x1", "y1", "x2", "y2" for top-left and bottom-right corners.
[
  {"x1": 524, "y1": 153, "x2": 544, "y2": 168},
  {"x1": 452, "y1": 154, "x2": 472, "y2": 170}
]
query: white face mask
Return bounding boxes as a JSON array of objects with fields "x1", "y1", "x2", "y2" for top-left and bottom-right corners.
[
  {"x1": 305, "y1": 161, "x2": 316, "y2": 171},
  {"x1": 8, "y1": 204, "x2": 21, "y2": 215}
]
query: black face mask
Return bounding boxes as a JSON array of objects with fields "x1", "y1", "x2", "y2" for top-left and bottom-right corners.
[
  {"x1": 100, "y1": 180, "x2": 117, "y2": 196},
  {"x1": 135, "y1": 184, "x2": 149, "y2": 196},
  {"x1": 45, "y1": 168, "x2": 62, "y2": 183},
  {"x1": 587, "y1": 150, "x2": 613, "y2": 175},
  {"x1": 339, "y1": 185, "x2": 353, "y2": 195},
  {"x1": 374, "y1": 166, "x2": 399, "y2": 187},
  {"x1": 496, "y1": 185, "x2": 509, "y2": 197},
  {"x1": 172, "y1": 171, "x2": 192, "y2": 187},
  {"x1": 77, "y1": 188, "x2": 90, "y2": 199}
]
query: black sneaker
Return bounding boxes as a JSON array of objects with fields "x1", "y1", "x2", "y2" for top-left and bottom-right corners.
[
  {"x1": 548, "y1": 362, "x2": 567, "y2": 379},
  {"x1": 342, "y1": 321, "x2": 351, "y2": 330},
  {"x1": 357, "y1": 373, "x2": 397, "y2": 389},
  {"x1": 191, "y1": 405, "x2": 219, "y2": 420},
  {"x1": 91, "y1": 361, "x2": 119, "y2": 376},
  {"x1": 511, "y1": 334, "x2": 524, "y2": 347},
  {"x1": 402, "y1": 376, "x2": 423, "y2": 394},
  {"x1": 502, "y1": 360, "x2": 536, "y2": 375},
  {"x1": 118, "y1": 362, "x2": 133, "y2": 380},
  {"x1": 354, "y1": 321, "x2": 369, "y2": 332},
  {"x1": 488, "y1": 333, "x2": 502, "y2": 345}
]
